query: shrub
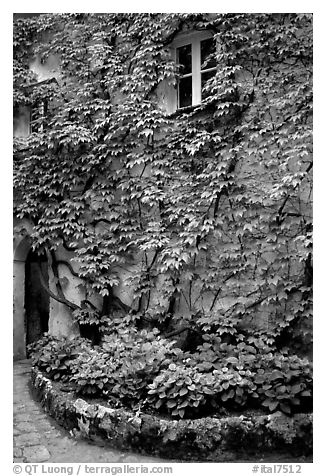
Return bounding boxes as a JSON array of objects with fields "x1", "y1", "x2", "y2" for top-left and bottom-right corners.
[
  {"x1": 27, "y1": 332, "x2": 55, "y2": 357},
  {"x1": 182, "y1": 331, "x2": 312, "y2": 415},
  {"x1": 147, "y1": 362, "x2": 258, "y2": 418},
  {"x1": 147, "y1": 336, "x2": 312, "y2": 418},
  {"x1": 148, "y1": 363, "x2": 209, "y2": 418},
  {"x1": 30, "y1": 325, "x2": 312, "y2": 419},
  {"x1": 69, "y1": 322, "x2": 179, "y2": 406},
  {"x1": 69, "y1": 347, "x2": 115, "y2": 396},
  {"x1": 212, "y1": 351, "x2": 312, "y2": 414},
  {"x1": 28, "y1": 334, "x2": 92, "y2": 382},
  {"x1": 253, "y1": 354, "x2": 312, "y2": 414}
]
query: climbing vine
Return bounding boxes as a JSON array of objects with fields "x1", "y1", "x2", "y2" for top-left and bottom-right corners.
[{"x1": 14, "y1": 13, "x2": 312, "y2": 355}]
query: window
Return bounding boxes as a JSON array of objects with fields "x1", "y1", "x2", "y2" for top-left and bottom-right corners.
[
  {"x1": 29, "y1": 100, "x2": 48, "y2": 134},
  {"x1": 26, "y1": 78, "x2": 57, "y2": 134},
  {"x1": 173, "y1": 31, "x2": 217, "y2": 110},
  {"x1": 14, "y1": 78, "x2": 57, "y2": 138}
]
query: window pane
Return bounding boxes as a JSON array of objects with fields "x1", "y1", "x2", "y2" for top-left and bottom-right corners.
[
  {"x1": 179, "y1": 76, "x2": 192, "y2": 108},
  {"x1": 177, "y1": 44, "x2": 192, "y2": 75},
  {"x1": 201, "y1": 38, "x2": 216, "y2": 70},
  {"x1": 201, "y1": 70, "x2": 216, "y2": 99},
  {"x1": 30, "y1": 101, "x2": 47, "y2": 133}
]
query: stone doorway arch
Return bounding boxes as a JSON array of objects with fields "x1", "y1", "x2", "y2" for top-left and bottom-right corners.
[
  {"x1": 25, "y1": 250, "x2": 49, "y2": 351},
  {"x1": 13, "y1": 236, "x2": 49, "y2": 360}
]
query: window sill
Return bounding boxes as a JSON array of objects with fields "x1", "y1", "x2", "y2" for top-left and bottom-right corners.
[
  {"x1": 167, "y1": 103, "x2": 202, "y2": 119},
  {"x1": 167, "y1": 99, "x2": 218, "y2": 119}
]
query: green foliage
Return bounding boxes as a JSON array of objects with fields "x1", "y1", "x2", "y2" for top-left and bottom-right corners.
[
  {"x1": 28, "y1": 334, "x2": 92, "y2": 381},
  {"x1": 148, "y1": 364, "x2": 208, "y2": 418},
  {"x1": 16, "y1": 14, "x2": 312, "y2": 420},
  {"x1": 69, "y1": 320, "x2": 178, "y2": 404},
  {"x1": 30, "y1": 321, "x2": 312, "y2": 419},
  {"x1": 147, "y1": 363, "x2": 256, "y2": 418},
  {"x1": 183, "y1": 331, "x2": 313, "y2": 416},
  {"x1": 254, "y1": 354, "x2": 312, "y2": 414},
  {"x1": 13, "y1": 13, "x2": 312, "y2": 351},
  {"x1": 69, "y1": 348, "x2": 113, "y2": 395},
  {"x1": 72, "y1": 308, "x2": 101, "y2": 326},
  {"x1": 147, "y1": 351, "x2": 312, "y2": 419}
]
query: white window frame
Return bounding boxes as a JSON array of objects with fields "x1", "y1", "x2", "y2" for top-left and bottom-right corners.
[
  {"x1": 29, "y1": 100, "x2": 47, "y2": 134},
  {"x1": 170, "y1": 30, "x2": 216, "y2": 112}
]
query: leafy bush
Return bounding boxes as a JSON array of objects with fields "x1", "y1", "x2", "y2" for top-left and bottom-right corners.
[
  {"x1": 147, "y1": 362, "x2": 258, "y2": 418},
  {"x1": 148, "y1": 364, "x2": 208, "y2": 418},
  {"x1": 177, "y1": 329, "x2": 312, "y2": 415},
  {"x1": 27, "y1": 332, "x2": 55, "y2": 357},
  {"x1": 146, "y1": 336, "x2": 312, "y2": 418},
  {"x1": 253, "y1": 354, "x2": 312, "y2": 414},
  {"x1": 69, "y1": 347, "x2": 115, "y2": 395},
  {"x1": 69, "y1": 321, "x2": 179, "y2": 406},
  {"x1": 28, "y1": 334, "x2": 92, "y2": 382},
  {"x1": 30, "y1": 325, "x2": 312, "y2": 419}
]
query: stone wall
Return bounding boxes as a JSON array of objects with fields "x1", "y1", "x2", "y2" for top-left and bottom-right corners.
[{"x1": 30, "y1": 367, "x2": 313, "y2": 462}]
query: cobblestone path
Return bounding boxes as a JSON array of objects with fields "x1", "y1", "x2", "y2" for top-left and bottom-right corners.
[{"x1": 13, "y1": 360, "x2": 167, "y2": 464}]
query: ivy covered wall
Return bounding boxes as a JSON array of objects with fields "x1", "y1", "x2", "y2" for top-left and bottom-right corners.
[{"x1": 13, "y1": 13, "x2": 312, "y2": 356}]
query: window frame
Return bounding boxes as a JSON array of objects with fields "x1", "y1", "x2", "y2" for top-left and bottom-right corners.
[
  {"x1": 171, "y1": 30, "x2": 216, "y2": 112},
  {"x1": 29, "y1": 100, "x2": 48, "y2": 134},
  {"x1": 20, "y1": 77, "x2": 58, "y2": 135}
]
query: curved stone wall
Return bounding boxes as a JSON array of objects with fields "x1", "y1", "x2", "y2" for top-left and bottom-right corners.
[{"x1": 30, "y1": 368, "x2": 312, "y2": 462}]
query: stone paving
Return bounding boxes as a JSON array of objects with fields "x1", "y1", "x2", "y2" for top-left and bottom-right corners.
[{"x1": 13, "y1": 360, "x2": 168, "y2": 463}]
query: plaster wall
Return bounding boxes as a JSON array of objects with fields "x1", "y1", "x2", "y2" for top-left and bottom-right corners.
[
  {"x1": 47, "y1": 256, "x2": 82, "y2": 339},
  {"x1": 13, "y1": 106, "x2": 30, "y2": 138},
  {"x1": 48, "y1": 298, "x2": 79, "y2": 339},
  {"x1": 29, "y1": 54, "x2": 61, "y2": 82},
  {"x1": 13, "y1": 261, "x2": 26, "y2": 359},
  {"x1": 13, "y1": 229, "x2": 33, "y2": 359}
]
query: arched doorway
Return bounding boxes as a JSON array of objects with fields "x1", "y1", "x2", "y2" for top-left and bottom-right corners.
[{"x1": 24, "y1": 250, "x2": 49, "y2": 351}]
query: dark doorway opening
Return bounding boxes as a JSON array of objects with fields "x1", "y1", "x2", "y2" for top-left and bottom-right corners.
[{"x1": 25, "y1": 250, "x2": 49, "y2": 351}]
